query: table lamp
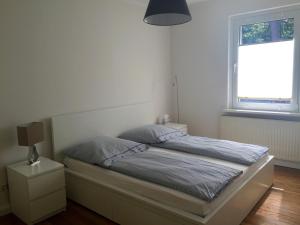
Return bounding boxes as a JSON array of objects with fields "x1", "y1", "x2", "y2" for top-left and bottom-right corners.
[{"x1": 17, "y1": 122, "x2": 44, "y2": 166}]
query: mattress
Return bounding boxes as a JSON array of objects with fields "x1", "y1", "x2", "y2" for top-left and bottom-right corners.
[{"x1": 64, "y1": 147, "x2": 270, "y2": 217}]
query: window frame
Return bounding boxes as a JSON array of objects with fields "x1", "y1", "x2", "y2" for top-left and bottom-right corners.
[{"x1": 228, "y1": 4, "x2": 300, "y2": 113}]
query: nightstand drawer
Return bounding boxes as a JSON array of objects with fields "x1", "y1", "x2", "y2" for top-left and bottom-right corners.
[
  {"x1": 28, "y1": 169, "x2": 65, "y2": 200},
  {"x1": 30, "y1": 189, "x2": 66, "y2": 222}
]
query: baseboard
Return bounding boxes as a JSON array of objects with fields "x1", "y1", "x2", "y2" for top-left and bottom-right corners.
[
  {"x1": 0, "y1": 203, "x2": 10, "y2": 216},
  {"x1": 274, "y1": 159, "x2": 300, "y2": 170}
]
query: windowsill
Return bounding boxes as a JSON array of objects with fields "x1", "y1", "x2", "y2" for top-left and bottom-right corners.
[{"x1": 223, "y1": 109, "x2": 300, "y2": 120}]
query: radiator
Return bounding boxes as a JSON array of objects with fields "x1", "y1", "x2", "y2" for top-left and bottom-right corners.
[{"x1": 220, "y1": 116, "x2": 300, "y2": 162}]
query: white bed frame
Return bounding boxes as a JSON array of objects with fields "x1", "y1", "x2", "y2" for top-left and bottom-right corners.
[{"x1": 51, "y1": 102, "x2": 274, "y2": 225}]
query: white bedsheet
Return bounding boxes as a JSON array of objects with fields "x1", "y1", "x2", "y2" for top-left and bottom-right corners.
[{"x1": 64, "y1": 147, "x2": 270, "y2": 217}]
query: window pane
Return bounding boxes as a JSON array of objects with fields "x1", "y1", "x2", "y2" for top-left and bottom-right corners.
[
  {"x1": 237, "y1": 40, "x2": 295, "y2": 103},
  {"x1": 237, "y1": 18, "x2": 295, "y2": 105},
  {"x1": 240, "y1": 18, "x2": 294, "y2": 46}
]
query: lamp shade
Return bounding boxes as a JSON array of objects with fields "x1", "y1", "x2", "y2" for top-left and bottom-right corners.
[
  {"x1": 144, "y1": 0, "x2": 192, "y2": 26},
  {"x1": 17, "y1": 122, "x2": 44, "y2": 146}
]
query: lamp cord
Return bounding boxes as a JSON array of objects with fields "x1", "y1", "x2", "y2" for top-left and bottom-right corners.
[{"x1": 175, "y1": 75, "x2": 180, "y2": 123}]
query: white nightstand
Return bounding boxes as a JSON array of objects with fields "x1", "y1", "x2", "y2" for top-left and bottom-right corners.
[
  {"x1": 7, "y1": 157, "x2": 66, "y2": 225},
  {"x1": 164, "y1": 123, "x2": 188, "y2": 134}
]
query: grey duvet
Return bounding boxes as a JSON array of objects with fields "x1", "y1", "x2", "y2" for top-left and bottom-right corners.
[
  {"x1": 110, "y1": 148, "x2": 242, "y2": 202},
  {"x1": 154, "y1": 136, "x2": 268, "y2": 165}
]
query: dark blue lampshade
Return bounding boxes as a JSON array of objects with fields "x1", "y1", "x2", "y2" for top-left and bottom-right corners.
[{"x1": 144, "y1": 0, "x2": 192, "y2": 26}]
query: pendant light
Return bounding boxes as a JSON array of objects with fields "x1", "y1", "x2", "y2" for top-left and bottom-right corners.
[{"x1": 144, "y1": 0, "x2": 192, "y2": 26}]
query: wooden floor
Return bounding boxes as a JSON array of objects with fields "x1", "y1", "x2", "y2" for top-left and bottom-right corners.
[
  {"x1": 242, "y1": 166, "x2": 300, "y2": 225},
  {"x1": 1, "y1": 166, "x2": 299, "y2": 225}
]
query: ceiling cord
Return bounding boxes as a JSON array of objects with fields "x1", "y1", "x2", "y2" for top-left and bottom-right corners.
[{"x1": 174, "y1": 75, "x2": 180, "y2": 123}]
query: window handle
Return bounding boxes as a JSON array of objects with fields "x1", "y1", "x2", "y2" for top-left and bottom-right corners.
[{"x1": 233, "y1": 63, "x2": 238, "y2": 73}]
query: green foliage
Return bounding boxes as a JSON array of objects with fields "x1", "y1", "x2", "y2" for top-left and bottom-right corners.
[
  {"x1": 241, "y1": 18, "x2": 294, "y2": 45},
  {"x1": 281, "y1": 18, "x2": 294, "y2": 40},
  {"x1": 241, "y1": 22, "x2": 271, "y2": 45}
]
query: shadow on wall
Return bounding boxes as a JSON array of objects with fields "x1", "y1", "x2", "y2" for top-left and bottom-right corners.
[
  {"x1": 0, "y1": 127, "x2": 15, "y2": 153},
  {"x1": 0, "y1": 126, "x2": 19, "y2": 185}
]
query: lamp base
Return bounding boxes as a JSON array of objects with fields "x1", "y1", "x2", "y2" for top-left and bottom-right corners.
[
  {"x1": 29, "y1": 160, "x2": 40, "y2": 166},
  {"x1": 27, "y1": 145, "x2": 40, "y2": 166}
]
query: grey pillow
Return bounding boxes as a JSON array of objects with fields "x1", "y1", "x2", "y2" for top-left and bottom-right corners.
[
  {"x1": 64, "y1": 136, "x2": 147, "y2": 167},
  {"x1": 119, "y1": 124, "x2": 186, "y2": 144}
]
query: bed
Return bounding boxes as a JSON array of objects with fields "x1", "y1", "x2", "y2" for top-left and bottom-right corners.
[{"x1": 51, "y1": 102, "x2": 274, "y2": 225}]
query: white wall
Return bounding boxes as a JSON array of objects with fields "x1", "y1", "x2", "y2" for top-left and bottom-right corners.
[
  {"x1": 171, "y1": 0, "x2": 300, "y2": 137},
  {"x1": 0, "y1": 0, "x2": 172, "y2": 211}
]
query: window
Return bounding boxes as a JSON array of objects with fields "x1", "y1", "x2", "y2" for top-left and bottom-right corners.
[{"x1": 229, "y1": 5, "x2": 300, "y2": 112}]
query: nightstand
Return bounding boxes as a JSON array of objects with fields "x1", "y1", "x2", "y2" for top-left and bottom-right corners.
[
  {"x1": 7, "y1": 157, "x2": 66, "y2": 225},
  {"x1": 164, "y1": 123, "x2": 188, "y2": 134}
]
